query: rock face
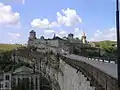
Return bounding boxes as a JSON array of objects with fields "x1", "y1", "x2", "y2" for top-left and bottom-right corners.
[
  {"x1": 17, "y1": 49, "x2": 95, "y2": 90},
  {"x1": 57, "y1": 58, "x2": 94, "y2": 90},
  {"x1": 40, "y1": 55, "x2": 95, "y2": 90}
]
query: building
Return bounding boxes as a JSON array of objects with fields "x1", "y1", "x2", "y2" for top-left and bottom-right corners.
[
  {"x1": 81, "y1": 32, "x2": 87, "y2": 44},
  {"x1": 0, "y1": 66, "x2": 40, "y2": 90},
  {"x1": 27, "y1": 30, "x2": 91, "y2": 54}
]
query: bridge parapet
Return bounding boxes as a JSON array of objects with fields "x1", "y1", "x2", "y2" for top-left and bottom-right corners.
[
  {"x1": 17, "y1": 48, "x2": 97, "y2": 90},
  {"x1": 16, "y1": 48, "x2": 118, "y2": 90},
  {"x1": 86, "y1": 57, "x2": 117, "y2": 64},
  {"x1": 60, "y1": 55, "x2": 118, "y2": 90}
]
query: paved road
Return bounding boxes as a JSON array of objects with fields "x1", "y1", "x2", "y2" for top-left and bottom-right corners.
[{"x1": 64, "y1": 54, "x2": 117, "y2": 79}]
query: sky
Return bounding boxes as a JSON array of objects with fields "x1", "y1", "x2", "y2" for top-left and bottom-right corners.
[{"x1": 0, "y1": 0, "x2": 117, "y2": 44}]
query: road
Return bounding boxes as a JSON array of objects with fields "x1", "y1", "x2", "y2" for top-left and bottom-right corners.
[
  {"x1": 64, "y1": 54, "x2": 117, "y2": 79},
  {"x1": 18, "y1": 48, "x2": 117, "y2": 79}
]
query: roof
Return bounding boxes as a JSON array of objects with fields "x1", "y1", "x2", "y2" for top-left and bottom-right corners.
[
  {"x1": 13, "y1": 66, "x2": 33, "y2": 74},
  {"x1": 30, "y1": 30, "x2": 35, "y2": 33},
  {"x1": 52, "y1": 36, "x2": 63, "y2": 40}
]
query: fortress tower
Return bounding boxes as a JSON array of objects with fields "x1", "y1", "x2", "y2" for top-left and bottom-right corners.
[{"x1": 28, "y1": 30, "x2": 36, "y2": 40}]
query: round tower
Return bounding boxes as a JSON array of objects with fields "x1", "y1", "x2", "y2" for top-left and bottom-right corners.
[
  {"x1": 68, "y1": 33, "x2": 74, "y2": 39},
  {"x1": 40, "y1": 36, "x2": 44, "y2": 40},
  {"x1": 29, "y1": 30, "x2": 36, "y2": 40}
]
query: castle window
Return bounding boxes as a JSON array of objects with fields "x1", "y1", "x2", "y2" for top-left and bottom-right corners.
[
  {"x1": 0, "y1": 84, "x2": 1, "y2": 88},
  {"x1": 0, "y1": 84, "x2": 3, "y2": 88},
  {"x1": 5, "y1": 82, "x2": 8, "y2": 88},
  {"x1": 5, "y1": 75, "x2": 10, "y2": 80}
]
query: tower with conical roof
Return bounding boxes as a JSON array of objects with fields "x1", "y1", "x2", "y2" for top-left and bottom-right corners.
[
  {"x1": 68, "y1": 33, "x2": 74, "y2": 39},
  {"x1": 29, "y1": 30, "x2": 36, "y2": 40}
]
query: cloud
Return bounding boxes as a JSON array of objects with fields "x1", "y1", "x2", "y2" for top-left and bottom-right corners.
[
  {"x1": 44, "y1": 29, "x2": 55, "y2": 35},
  {"x1": 59, "y1": 30, "x2": 67, "y2": 34},
  {"x1": 49, "y1": 21, "x2": 60, "y2": 28},
  {"x1": 90, "y1": 28, "x2": 116, "y2": 41},
  {"x1": 31, "y1": 19, "x2": 49, "y2": 29},
  {"x1": 7, "y1": 32, "x2": 21, "y2": 43},
  {"x1": 30, "y1": 8, "x2": 83, "y2": 39},
  {"x1": 8, "y1": 32, "x2": 21, "y2": 38},
  {"x1": 57, "y1": 8, "x2": 82, "y2": 27},
  {"x1": 56, "y1": 30, "x2": 68, "y2": 37},
  {"x1": 0, "y1": 2, "x2": 20, "y2": 27},
  {"x1": 74, "y1": 28, "x2": 83, "y2": 38},
  {"x1": 22, "y1": 0, "x2": 25, "y2": 5},
  {"x1": 31, "y1": 8, "x2": 82, "y2": 28},
  {"x1": 31, "y1": 19, "x2": 60, "y2": 29}
]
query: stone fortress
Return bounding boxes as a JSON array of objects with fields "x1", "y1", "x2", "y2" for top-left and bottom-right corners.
[
  {"x1": 27, "y1": 30, "x2": 91, "y2": 54},
  {"x1": 0, "y1": 30, "x2": 101, "y2": 90}
]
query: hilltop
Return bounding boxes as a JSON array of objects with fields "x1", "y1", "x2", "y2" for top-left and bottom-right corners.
[
  {"x1": 0, "y1": 44, "x2": 23, "y2": 52},
  {"x1": 91, "y1": 40, "x2": 116, "y2": 48},
  {"x1": 90, "y1": 40, "x2": 117, "y2": 58}
]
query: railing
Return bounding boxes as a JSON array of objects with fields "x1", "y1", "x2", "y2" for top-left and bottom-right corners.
[
  {"x1": 86, "y1": 57, "x2": 117, "y2": 64},
  {"x1": 60, "y1": 55, "x2": 118, "y2": 90}
]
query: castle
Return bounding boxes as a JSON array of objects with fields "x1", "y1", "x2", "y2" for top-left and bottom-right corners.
[{"x1": 27, "y1": 30, "x2": 90, "y2": 54}]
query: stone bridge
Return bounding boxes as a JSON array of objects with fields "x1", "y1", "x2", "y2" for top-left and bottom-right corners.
[{"x1": 15, "y1": 48, "x2": 118, "y2": 90}]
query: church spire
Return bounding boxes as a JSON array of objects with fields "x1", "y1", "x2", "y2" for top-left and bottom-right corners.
[
  {"x1": 53, "y1": 33, "x2": 56, "y2": 39},
  {"x1": 83, "y1": 32, "x2": 86, "y2": 36},
  {"x1": 81, "y1": 32, "x2": 87, "y2": 44}
]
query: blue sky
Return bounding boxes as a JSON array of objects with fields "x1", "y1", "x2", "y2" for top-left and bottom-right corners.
[{"x1": 0, "y1": 0, "x2": 117, "y2": 44}]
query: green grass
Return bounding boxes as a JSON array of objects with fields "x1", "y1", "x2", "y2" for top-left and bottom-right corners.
[{"x1": 0, "y1": 44, "x2": 23, "y2": 52}]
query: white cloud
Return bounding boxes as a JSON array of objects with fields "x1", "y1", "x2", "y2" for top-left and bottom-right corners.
[
  {"x1": 44, "y1": 29, "x2": 55, "y2": 35},
  {"x1": 57, "y1": 8, "x2": 82, "y2": 27},
  {"x1": 74, "y1": 28, "x2": 83, "y2": 38},
  {"x1": 31, "y1": 19, "x2": 60, "y2": 29},
  {"x1": 90, "y1": 28, "x2": 116, "y2": 41},
  {"x1": 22, "y1": 0, "x2": 25, "y2": 5},
  {"x1": 0, "y1": 2, "x2": 20, "y2": 27},
  {"x1": 49, "y1": 21, "x2": 60, "y2": 28},
  {"x1": 59, "y1": 30, "x2": 67, "y2": 34},
  {"x1": 31, "y1": 19, "x2": 49, "y2": 29},
  {"x1": 7, "y1": 32, "x2": 21, "y2": 43},
  {"x1": 31, "y1": 8, "x2": 82, "y2": 28},
  {"x1": 8, "y1": 32, "x2": 21, "y2": 38},
  {"x1": 56, "y1": 30, "x2": 68, "y2": 38}
]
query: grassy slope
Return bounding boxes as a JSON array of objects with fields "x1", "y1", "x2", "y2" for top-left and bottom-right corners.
[
  {"x1": 0, "y1": 44, "x2": 23, "y2": 51},
  {"x1": 91, "y1": 40, "x2": 116, "y2": 48}
]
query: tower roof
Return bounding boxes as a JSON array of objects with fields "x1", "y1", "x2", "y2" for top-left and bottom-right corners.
[
  {"x1": 30, "y1": 30, "x2": 35, "y2": 33},
  {"x1": 40, "y1": 36, "x2": 44, "y2": 39},
  {"x1": 53, "y1": 33, "x2": 56, "y2": 39},
  {"x1": 68, "y1": 33, "x2": 74, "y2": 37}
]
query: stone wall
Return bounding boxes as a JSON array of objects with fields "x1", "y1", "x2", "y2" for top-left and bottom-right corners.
[
  {"x1": 57, "y1": 58, "x2": 95, "y2": 90},
  {"x1": 41, "y1": 56, "x2": 95, "y2": 90},
  {"x1": 17, "y1": 49, "x2": 95, "y2": 90}
]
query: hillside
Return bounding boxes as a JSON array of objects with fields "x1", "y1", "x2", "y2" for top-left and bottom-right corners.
[
  {"x1": 96, "y1": 40, "x2": 116, "y2": 48},
  {"x1": 91, "y1": 40, "x2": 117, "y2": 58},
  {"x1": 0, "y1": 44, "x2": 23, "y2": 52}
]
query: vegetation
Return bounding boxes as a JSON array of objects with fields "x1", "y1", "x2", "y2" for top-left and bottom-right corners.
[
  {"x1": 73, "y1": 40, "x2": 117, "y2": 58},
  {"x1": 0, "y1": 51, "x2": 15, "y2": 72},
  {"x1": 93, "y1": 40, "x2": 117, "y2": 58},
  {"x1": 0, "y1": 50, "x2": 31, "y2": 72},
  {"x1": 0, "y1": 44, "x2": 23, "y2": 52}
]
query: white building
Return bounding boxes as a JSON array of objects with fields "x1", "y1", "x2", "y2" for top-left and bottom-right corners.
[{"x1": 0, "y1": 66, "x2": 40, "y2": 90}]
